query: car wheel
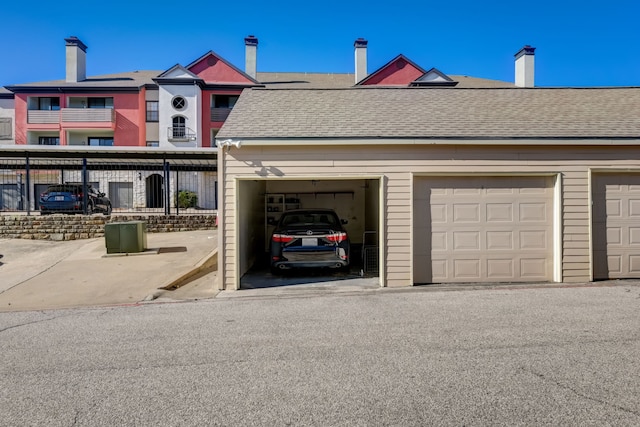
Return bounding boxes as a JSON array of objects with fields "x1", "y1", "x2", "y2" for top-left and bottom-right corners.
[
  {"x1": 105, "y1": 204, "x2": 112, "y2": 216},
  {"x1": 86, "y1": 203, "x2": 94, "y2": 215}
]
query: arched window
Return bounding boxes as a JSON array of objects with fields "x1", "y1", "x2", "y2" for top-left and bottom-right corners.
[{"x1": 172, "y1": 116, "x2": 186, "y2": 138}]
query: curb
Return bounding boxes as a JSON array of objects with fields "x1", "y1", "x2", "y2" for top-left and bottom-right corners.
[{"x1": 143, "y1": 248, "x2": 218, "y2": 301}]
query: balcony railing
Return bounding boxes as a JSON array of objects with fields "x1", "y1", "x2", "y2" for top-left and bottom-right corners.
[
  {"x1": 27, "y1": 110, "x2": 59, "y2": 124},
  {"x1": 27, "y1": 108, "x2": 116, "y2": 124},
  {"x1": 61, "y1": 108, "x2": 115, "y2": 123},
  {"x1": 211, "y1": 107, "x2": 232, "y2": 122},
  {"x1": 167, "y1": 126, "x2": 197, "y2": 142}
]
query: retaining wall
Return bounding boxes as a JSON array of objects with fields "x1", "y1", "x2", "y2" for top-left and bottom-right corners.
[{"x1": 0, "y1": 215, "x2": 217, "y2": 240}]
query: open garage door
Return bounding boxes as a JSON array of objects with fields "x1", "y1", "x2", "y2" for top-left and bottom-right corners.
[
  {"x1": 593, "y1": 174, "x2": 640, "y2": 279},
  {"x1": 414, "y1": 176, "x2": 554, "y2": 284},
  {"x1": 236, "y1": 178, "x2": 381, "y2": 289}
]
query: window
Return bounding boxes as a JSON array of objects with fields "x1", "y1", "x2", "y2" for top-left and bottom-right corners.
[
  {"x1": 146, "y1": 141, "x2": 159, "y2": 147},
  {"x1": 38, "y1": 97, "x2": 60, "y2": 111},
  {"x1": 146, "y1": 101, "x2": 159, "y2": 122},
  {"x1": 172, "y1": 96, "x2": 186, "y2": 110},
  {"x1": 39, "y1": 137, "x2": 59, "y2": 145},
  {"x1": 172, "y1": 116, "x2": 186, "y2": 138},
  {"x1": 0, "y1": 118, "x2": 11, "y2": 139},
  {"x1": 87, "y1": 97, "x2": 113, "y2": 108},
  {"x1": 88, "y1": 137, "x2": 114, "y2": 146},
  {"x1": 213, "y1": 95, "x2": 239, "y2": 108}
]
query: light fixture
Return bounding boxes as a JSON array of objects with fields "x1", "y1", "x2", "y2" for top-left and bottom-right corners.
[{"x1": 217, "y1": 139, "x2": 242, "y2": 151}]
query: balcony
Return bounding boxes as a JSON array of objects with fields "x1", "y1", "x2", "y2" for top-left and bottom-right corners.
[
  {"x1": 27, "y1": 108, "x2": 116, "y2": 124},
  {"x1": 27, "y1": 110, "x2": 59, "y2": 124},
  {"x1": 211, "y1": 107, "x2": 232, "y2": 122},
  {"x1": 167, "y1": 126, "x2": 197, "y2": 142},
  {"x1": 61, "y1": 108, "x2": 115, "y2": 123}
]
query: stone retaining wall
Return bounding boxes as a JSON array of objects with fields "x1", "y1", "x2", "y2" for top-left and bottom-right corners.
[{"x1": 0, "y1": 215, "x2": 217, "y2": 241}]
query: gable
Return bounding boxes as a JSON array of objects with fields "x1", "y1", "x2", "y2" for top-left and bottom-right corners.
[
  {"x1": 411, "y1": 68, "x2": 458, "y2": 87},
  {"x1": 187, "y1": 51, "x2": 258, "y2": 85},
  {"x1": 158, "y1": 65, "x2": 200, "y2": 80},
  {"x1": 358, "y1": 55, "x2": 426, "y2": 86}
]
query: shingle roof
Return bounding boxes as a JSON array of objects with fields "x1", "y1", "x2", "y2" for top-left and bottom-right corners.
[
  {"x1": 256, "y1": 72, "x2": 514, "y2": 88},
  {"x1": 218, "y1": 87, "x2": 640, "y2": 139},
  {"x1": 257, "y1": 72, "x2": 355, "y2": 88},
  {"x1": 6, "y1": 71, "x2": 161, "y2": 90}
]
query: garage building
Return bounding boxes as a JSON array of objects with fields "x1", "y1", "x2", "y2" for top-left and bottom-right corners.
[{"x1": 216, "y1": 87, "x2": 640, "y2": 290}]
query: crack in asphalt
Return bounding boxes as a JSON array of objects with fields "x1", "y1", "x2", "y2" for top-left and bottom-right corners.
[
  {"x1": 0, "y1": 311, "x2": 97, "y2": 333},
  {"x1": 526, "y1": 368, "x2": 640, "y2": 418}
]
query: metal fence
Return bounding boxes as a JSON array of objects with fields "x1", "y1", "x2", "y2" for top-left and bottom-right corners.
[{"x1": 0, "y1": 148, "x2": 218, "y2": 215}]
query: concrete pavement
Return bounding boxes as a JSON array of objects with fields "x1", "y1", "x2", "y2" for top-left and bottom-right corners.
[
  {"x1": 0, "y1": 230, "x2": 218, "y2": 312},
  {"x1": 3, "y1": 229, "x2": 639, "y2": 312}
]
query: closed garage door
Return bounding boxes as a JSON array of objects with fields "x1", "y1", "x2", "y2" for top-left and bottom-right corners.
[
  {"x1": 414, "y1": 176, "x2": 554, "y2": 284},
  {"x1": 592, "y1": 174, "x2": 640, "y2": 279}
]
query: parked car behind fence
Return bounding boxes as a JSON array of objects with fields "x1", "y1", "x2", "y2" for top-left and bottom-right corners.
[{"x1": 39, "y1": 184, "x2": 112, "y2": 215}]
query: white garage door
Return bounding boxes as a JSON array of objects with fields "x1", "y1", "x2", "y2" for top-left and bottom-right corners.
[
  {"x1": 592, "y1": 174, "x2": 640, "y2": 279},
  {"x1": 414, "y1": 176, "x2": 554, "y2": 284}
]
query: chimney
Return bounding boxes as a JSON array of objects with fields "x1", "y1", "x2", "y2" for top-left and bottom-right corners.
[
  {"x1": 514, "y1": 45, "x2": 535, "y2": 87},
  {"x1": 65, "y1": 36, "x2": 87, "y2": 83},
  {"x1": 244, "y1": 35, "x2": 258, "y2": 79},
  {"x1": 354, "y1": 38, "x2": 368, "y2": 84}
]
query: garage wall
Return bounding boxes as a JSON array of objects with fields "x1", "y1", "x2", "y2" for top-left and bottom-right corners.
[
  {"x1": 265, "y1": 179, "x2": 367, "y2": 244},
  {"x1": 237, "y1": 180, "x2": 266, "y2": 279},
  {"x1": 221, "y1": 143, "x2": 640, "y2": 289}
]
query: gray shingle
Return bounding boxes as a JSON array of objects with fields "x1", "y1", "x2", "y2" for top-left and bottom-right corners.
[{"x1": 218, "y1": 87, "x2": 640, "y2": 139}]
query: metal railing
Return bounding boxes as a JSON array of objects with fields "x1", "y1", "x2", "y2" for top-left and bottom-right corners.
[
  {"x1": 61, "y1": 108, "x2": 115, "y2": 123},
  {"x1": 211, "y1": 107, "x2": 232, "y2": 122},
  {"x1": 167, "y1": 127, "x2": 197, "y2": 141},
  {"x1": 0, "y1": 148, "x2": 218, "y2": 215},
  {"x1": 27, "y1": 108, "x2": 116, "y2": 124}
]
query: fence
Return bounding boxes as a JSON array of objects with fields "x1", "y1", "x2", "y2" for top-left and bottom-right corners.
[{"x1": 0, "y1": 147, "x2": 218, "y2": 215}]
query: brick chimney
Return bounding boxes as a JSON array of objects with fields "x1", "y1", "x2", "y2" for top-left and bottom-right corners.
[
  {"x1": 65, "y1": 36, "x2": 87, "y2": 83},
  {"x1": 354, "y1": 38, "x2": 368, "y2": 84},
  {"x1": 515, "y1": 45, "x2": 535, "y2": 88},
  {"x1": 245, "y1": 35, "x2": 258, "y2": 79}
]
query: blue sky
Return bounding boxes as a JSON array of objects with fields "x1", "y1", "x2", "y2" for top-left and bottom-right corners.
[{"x1": 2, "y1": 0, "x2": 639, "y2": 87}]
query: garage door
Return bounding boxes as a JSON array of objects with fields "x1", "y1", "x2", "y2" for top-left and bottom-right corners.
[
  {"x1": 592, "y1": 174, "x2": 640, "y2": 279},
  {"x1": 414, "y1": 176, "x2": 554, "y2": 283}
]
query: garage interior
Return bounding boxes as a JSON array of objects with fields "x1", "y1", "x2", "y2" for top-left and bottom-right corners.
[{"x1": 236, "y1": 178, "x2": 381, "y2": 288}]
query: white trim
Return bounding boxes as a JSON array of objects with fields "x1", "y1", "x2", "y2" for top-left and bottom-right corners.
[
  {"x1": 220, "y1": 138, "x2": 640, "y2": 147},
  {"x1": 553, "y1": 173, "x2": 563, "y2": 282}
]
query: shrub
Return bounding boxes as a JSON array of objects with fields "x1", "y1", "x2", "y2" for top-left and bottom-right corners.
[{"x1": 176, "y1": 190, "x2": 198, "y2": 208}]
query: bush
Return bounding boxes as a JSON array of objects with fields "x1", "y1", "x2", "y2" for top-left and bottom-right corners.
[{"x1": 176, "y1": 190, "x2": 198, "y2": 209}]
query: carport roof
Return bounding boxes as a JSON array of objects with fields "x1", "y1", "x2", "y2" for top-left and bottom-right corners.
[{"x1": 218, "y1": 87, "x2": 640, "y2": 140}]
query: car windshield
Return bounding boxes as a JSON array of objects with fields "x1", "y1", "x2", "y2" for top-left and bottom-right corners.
[
  {"x1": 281, "y1": 212, "x2": 338, "y2": 227},
  {"x1": 46, "y1": 185, "x2": 83, "y2": 193}
]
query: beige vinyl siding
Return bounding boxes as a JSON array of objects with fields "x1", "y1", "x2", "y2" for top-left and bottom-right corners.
[
  {"x1": 561, "y1": 170, "x2": 591, "y2": 281},
  {"x1": 220, "y1": 143, "x2": 640, "y2": 290}
]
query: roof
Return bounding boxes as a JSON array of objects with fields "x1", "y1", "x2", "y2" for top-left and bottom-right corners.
[
  {"x1": 257, "y1": 72, "x2": 356, "y2": 88},
  {"x1": 218, "y1": 87, "x2": 640, "y2": 140},
  {"x1": 5, "y1": 71, "x2": 161, "y2": 91}
]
